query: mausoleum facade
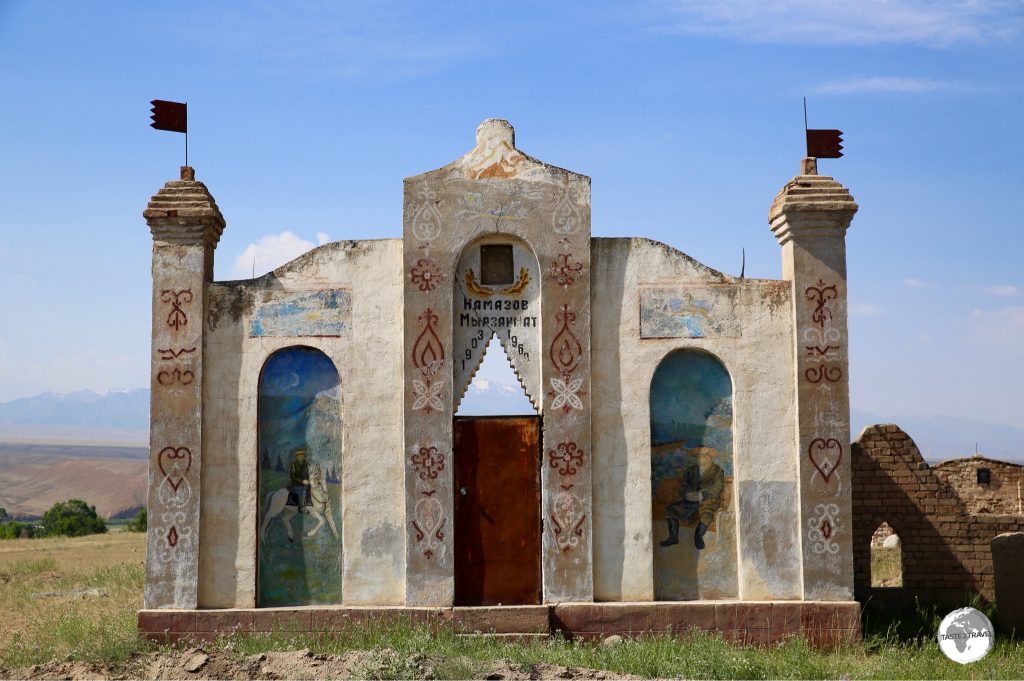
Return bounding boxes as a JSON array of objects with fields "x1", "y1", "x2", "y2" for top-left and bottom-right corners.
[{"x1": 140, "y1": 120, "x2": 861, "y2": 643}]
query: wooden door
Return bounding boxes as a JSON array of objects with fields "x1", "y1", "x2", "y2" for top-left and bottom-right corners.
[{"x1": 454, "y1": 416, "x2": 542, "y2": 606}]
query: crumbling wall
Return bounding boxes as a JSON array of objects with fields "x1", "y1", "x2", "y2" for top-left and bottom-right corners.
[
  {"x1": 852, "y1": 425, "x2": 1024, "y2": 605},
  {"x1": 932, "y1": 457, "x2": 1024, "y2": 515}
]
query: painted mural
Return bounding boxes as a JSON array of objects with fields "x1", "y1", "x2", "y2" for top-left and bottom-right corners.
[
  {"x1": 650, "y1": 350, "x2": 738, "y2": 600},
  {"x1": 250, "y1": 289, "x2": 352, "y2": 338},
  {"x1": 640, "y1": 287, "x2": 740, "y2": 339},
  {"x1": 257, "y1": 347, "x2": 343, "y2": 606}
]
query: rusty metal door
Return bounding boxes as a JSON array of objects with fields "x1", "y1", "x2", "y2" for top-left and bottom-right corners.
[{"x1": 454, "y1": 416, "x2": 542, "y2": 606}]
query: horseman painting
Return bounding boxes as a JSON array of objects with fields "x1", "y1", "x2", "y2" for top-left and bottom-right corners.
[{"x1": 257, "y1": 347, "x2": 343, "y2": 606}]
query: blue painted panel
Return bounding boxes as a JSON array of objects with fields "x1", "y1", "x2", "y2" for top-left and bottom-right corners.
[
  {"x1": 250, "y1": 290, "x2": 351, "y2": 338},
  {"x1": 640, "y1": 288, "x2": 740, "y2": 339}
]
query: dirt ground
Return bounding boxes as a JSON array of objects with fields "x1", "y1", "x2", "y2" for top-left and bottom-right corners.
[{"x1": 1, "y1": 647, "x2": 638, "y2": 680}]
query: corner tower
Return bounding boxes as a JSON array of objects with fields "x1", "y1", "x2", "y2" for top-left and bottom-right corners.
[
  {"x1": 769, "y1": 157, "x2": 858, "y2": 600},
  {"x1": 143, "y1": 166, "x2": 225, "y2": 609}
]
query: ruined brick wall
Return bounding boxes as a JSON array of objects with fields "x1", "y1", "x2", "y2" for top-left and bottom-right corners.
[
  {"x1": 932, "y1": 457, "x2": 1024, "y2": 515},
  {"x1": 852, "y1": 425, "x2": 1024, "y2": 606}
]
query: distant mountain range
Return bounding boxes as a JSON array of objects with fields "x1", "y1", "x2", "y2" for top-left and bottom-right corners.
[
  {"x1": 0, "y1": 388, "x2": 148, "y2": 443},
  {"x1": 851, "y1": 409, "x2": 1024, "y2": 463},
  {"x1": 0, "y1": 386, "x2": 1020, "y2": 464}
]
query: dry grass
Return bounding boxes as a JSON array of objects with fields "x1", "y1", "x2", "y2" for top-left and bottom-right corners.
[
  {"x1": 1, "y1": 533, "x2": 1023, "y2": 679},
  {"x1": 0, "y1": 531, "x2": 144, "y2": 570},
  {"x1": 870, "y1": 545, "x2": 903, "y2": 587},
  {"x1": 0, "y1": 532, "x2": 146, "y2": 666}
]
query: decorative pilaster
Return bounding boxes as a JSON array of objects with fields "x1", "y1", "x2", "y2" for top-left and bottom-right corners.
[
  {"x1": 143, "y1": 166, "x2": 225, "y2": 608},
  {"x1": 402, "y1": 120, "x2": 593, "y2": 605},
  {"x1": 769, "y1": 158, "x2": 858, "y2": 600}
]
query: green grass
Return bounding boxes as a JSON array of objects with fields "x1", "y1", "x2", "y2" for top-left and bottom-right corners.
[
  {"x1": 204, "y1": 616, "x2": 1024, "y2": 680},
  {"x1": 2, "y1": 535, "x2": 1022, "y2": 678}
]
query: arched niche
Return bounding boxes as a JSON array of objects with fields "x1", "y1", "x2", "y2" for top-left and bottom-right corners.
[
  {"x1": 452, "y1": 234, "x2": 542, "y2": 412},
  {"x1": 256, "y1": 346, "x2": 343, "y2": 606},
  {"x1": 650, "y1": 349, "x2": 738, "y2": 600}
]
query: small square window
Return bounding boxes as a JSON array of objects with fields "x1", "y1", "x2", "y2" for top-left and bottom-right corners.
[
  {"x1": 977, "y1": 468, "x2": 991, "y2": 484},
  {"x1": 480, "y1": 245, "x2": 514, "y2": 285}
]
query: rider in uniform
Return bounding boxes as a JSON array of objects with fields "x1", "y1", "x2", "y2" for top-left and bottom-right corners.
[{"x1": 288, "y1": 448, "x2": 311, "y2": 512}]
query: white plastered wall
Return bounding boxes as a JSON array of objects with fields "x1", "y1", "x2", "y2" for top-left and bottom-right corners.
[
  {"x1": 590, "y1": 237, "x2": 802, "y2": 602},
  {"x1": 198, "y1": 239, "x2": 405, "y2": 607}
]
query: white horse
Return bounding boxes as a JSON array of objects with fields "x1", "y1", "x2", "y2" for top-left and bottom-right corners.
[{"x1": 259, "y1": 463, "x2": 339, "y2": 543}]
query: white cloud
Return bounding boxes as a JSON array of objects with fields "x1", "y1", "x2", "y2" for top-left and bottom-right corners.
[
  {"x1": 969, "y1": 306, "x2": 1024, "y2": 348},
  {"x1": 231, "y1": 231, "x2": 329, "y2": 279},
  {"x1": 813, "y1": 77, "x2": 971, "y2": 96},
  {"x1": 903, "y1": 277, "x2": 933, "y2": 288},
  {"x1": 655, "y1": 0, "x2": 1023, "y2": 46},
  {"x1": 849, "y1": 303, "x2": 887, "y2": 316},
  {"x1": 471, "y1": 378, "x2": 491, "y2": 390},
  {"x1": 984, "y1": 284, "x2": 1021, "y2": 297}
]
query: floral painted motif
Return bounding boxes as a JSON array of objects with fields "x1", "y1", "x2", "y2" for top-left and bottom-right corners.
[
  {"x1": 547, "y1": 249, "x2": 583, "y2": 288},
  {"x1": 411, "y1": 309, "x2": 445, "y2": 413},
  {"x1": 547, "y1": 304, "x2": 585, "y2": 413},
  {"x1": 805, "y1": 279, "x2": 837, "y2": 330},
  {"x1": 410, "y1": 258, "x2": 444, "y2": 292},
  {"x1": 411, "y1": 445, "x2": 445, "y2": 481},
  {"x1": 550, "y1": 491, "x2": 586, "y2": 552},
  {"x1": 548, "y1": 441, "x2": 585, "y2": 476},
  {"x1": 411, "y1": 184, "x2": 442, "y2": 241},
  {"x1": 807, "y1": 503, "x2": 840, "y2": 555},
  {"x1": 413, "y1": 492, "x2": 445, "y2": 559},
  {"x1": 548, "y1": 376, "x2": 584, "y2": 413},
  {"x1": 412, "y1": 361, "x2": 444, "y2": 412}
]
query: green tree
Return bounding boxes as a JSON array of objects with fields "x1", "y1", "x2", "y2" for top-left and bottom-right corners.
[
  {"x1": 0, "y1": 507, "x2": 7, "y2": 521},
  {"x1": 127, "y1": 507, "x2": 147, "y2": 532},
  {"x1": 40, "y1": 499, "x2": 107, "y2": 537},
  {"x1": 0, "y1": 521, "x2": 38, "y2": 540}
]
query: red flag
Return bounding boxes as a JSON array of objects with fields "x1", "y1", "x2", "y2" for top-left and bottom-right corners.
[
  {"x1": 806, "y1": 129, "x2": 843, "y2": 158},
  {"x1": 150, "y1": 100, "x2": 187, "y2": 133}
]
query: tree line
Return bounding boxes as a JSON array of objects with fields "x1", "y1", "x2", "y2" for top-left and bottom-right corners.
[{"x1": 0, "y1": 501, "x2": 146, "y2": 539}]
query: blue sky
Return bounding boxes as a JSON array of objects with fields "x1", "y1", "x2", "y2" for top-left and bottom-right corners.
[{"x1": 1, "y1": 1, "x2": 1022, "y2": 441}]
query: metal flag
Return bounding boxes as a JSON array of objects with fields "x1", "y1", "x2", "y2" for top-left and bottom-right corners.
[
  {"x1": 150, "y1": 100, "x2": 187, "y2": 133},
  {"x1": 806, "y1": 129, "x2": 843, "y2": 158}
]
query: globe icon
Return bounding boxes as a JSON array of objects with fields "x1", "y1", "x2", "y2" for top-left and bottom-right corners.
[{"x1": 937, "y1": 607, "x2": 994, "y2": 664}]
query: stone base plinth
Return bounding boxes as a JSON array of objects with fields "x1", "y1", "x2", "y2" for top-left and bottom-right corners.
[{"x1": 139, "y1": 601, "x2": 860, "y2": 647}]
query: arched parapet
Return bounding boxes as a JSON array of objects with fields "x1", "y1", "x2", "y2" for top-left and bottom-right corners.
[
  {"x1": 589, "y1": 237, "x2": 800, "y2": 603},
  {"x1": 198, "y1": 238, "x2": 406, "y2": 608}
]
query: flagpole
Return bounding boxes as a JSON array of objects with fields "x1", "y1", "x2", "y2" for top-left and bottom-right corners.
[
  {"x1": 803, "y1": 97, "x2": 808, "y2": 157},
  {"x1": 185, "y1": 102, "x2": 188, "y2": 167}
]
